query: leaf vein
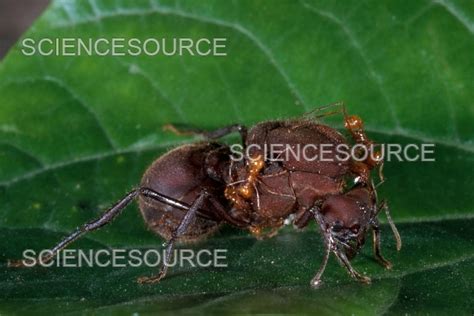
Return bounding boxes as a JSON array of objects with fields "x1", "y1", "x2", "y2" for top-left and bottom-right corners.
[{"x1": 52, "y1": 3, "x2": 310, "y2": 111}]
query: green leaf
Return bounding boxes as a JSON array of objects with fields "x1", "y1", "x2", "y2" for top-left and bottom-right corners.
[{"x1": 1, "y1": 0, "x2": 473, "y2": 314}]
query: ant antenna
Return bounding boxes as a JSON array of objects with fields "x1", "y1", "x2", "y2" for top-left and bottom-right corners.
[
  {"x1": 381, "y1": 201, "x2": 402, "y2": 251},
  {"x1": 303, "y1": 101, "x2": 346, "y2": 120}
]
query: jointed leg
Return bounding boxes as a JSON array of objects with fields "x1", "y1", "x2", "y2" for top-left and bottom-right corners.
[
  {"x1": 311, "y1": 207, "x2": 334, "y2": 288},
  {"x1": 137, "y1": 190, "x2": 209, "y2": 284},
  {"x1": 377, "y1": 158, "x2": 385, "y2": 183},
  {"x1": 202, "y1": 124, "x2": 247, "y2": 143},
  {"x1": 372, "y1": 220, "x2": 392, "y2": 269},
  {"x1": 293, "y1": 207, "x2": 313, "y2": 229},
  {"x1": 377, "y1": 200, "x2": 402, "y2": 251},
  {"x1": 9, "y1": 190, "x2": 139, "y2": 267},
  {"x1": 9, "y1": 187, "x2": 212, "y2": 272},
  {"x1": 162, "y1": 123, "x2": 202, "y2": 136},
  {"x1": 310, "y1": 240, "x2": 331, "y2": 288},
  {"x1": 163, "y1": 123, "x2": 247, "y2": 144},
  {"x1": 333, "y1": 248, "x2": 371, "y2": 284},
  {"x1": 249, "y1": 224, "x2": 282, "y2": 240},
  {"x1": 207, "y1": 195, "x2": 248, "y2": 227}
]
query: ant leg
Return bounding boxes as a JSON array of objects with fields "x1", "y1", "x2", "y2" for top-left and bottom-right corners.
[
  {"x1": 293, "y1": 208, "x2": 313, "y2": 229},
  {"x1": 8, "y1": 190, "x2": 139, "y2": 267},
  {"x1": 207, "y1": 196, "x2": 248, "y2": 227},
  {"x1": 311, "y1": 205, "x2": 333, "y2": 287},
  {"x1": 142, "y1": 187, "x2": 243, "y2": 225},
  {"x1": 372, "y1": 220, "x2": 392, "y2": 269},
  {"x1": 250, "y1": 224, "x2": 282, "y2": 240},
  {"x1": 162, "y1": 123, "x2": 203, "y2": 136},
  {"x1": 202, "y1": 124, "x2": 247, "y2": 143},
  {"x1": 9, "y1": 187, "x2": 215, "y2": 268},
  {"x1": 139, "y1": 187, "x2": 214, "y2": 221},
  {"x1": 333, "y1": 248, "x2": 371, "y2": 284},
  {"x1": 137, "y1": 191, "x2": 209, "y2": 284},
  {"x1": 262, "y1": 226, "x2": 281, "y2": 239},
  {"x1": 378, "y1": 200, "x2": 402, "y2": 251},
  {"x1": 310, "y1": 239, "x2": 331, "y2": 288},
  {"x1": 163, "y1": 123, "x2": 247, "y2": 144},
  {"x1": 378, "y1": 161, "x2": 385, "y2": 183}
]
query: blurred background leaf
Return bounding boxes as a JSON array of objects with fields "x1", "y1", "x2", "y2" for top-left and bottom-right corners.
[{"x1": 0, "y1": 0, "x2": 473, "y2": 314}]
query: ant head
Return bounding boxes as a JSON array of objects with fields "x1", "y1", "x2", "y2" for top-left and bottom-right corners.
[
  {"x1": 320, "y1": 185, "x2": 375, "y2": 258},
  {"x1": 344, "y1": 115, "x2": 364, "y2": 131}
]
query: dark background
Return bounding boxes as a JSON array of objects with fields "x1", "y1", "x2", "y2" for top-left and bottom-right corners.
[{"x1": 0, "y1": 0, "x2": 49, "y2": 58}]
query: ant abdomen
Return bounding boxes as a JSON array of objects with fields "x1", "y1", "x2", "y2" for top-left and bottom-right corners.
[{"x1": 139, "y1": 143, "x2": 224, "y2": 242}]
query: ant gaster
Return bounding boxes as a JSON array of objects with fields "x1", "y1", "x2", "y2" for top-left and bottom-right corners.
[{"x1": 10, "y1": 104, "x2": 401, "y2": 288}]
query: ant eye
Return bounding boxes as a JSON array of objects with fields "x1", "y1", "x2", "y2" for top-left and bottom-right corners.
[
  {"x1": 332, "y1": 221, "x2": 344, "y2": 232},
  {"x1": 351, "y1": 224, "x2": 360, "y2": 234}
]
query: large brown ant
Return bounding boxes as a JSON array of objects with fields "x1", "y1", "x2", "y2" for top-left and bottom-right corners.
[{"x1": 10, "y1": 104, "x2": 401, "y2": 288}]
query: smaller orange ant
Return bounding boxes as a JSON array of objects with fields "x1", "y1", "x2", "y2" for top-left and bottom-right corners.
[
  {"x1": 306, "y1": 102, "x2": 385, "y2": 185},
  {"x1": 224, "y1": 154, "x2": 265, "y2": 208}
]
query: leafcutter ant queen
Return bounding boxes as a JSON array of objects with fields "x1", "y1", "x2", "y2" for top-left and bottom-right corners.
[{"x1": 10, "y1": 103, "x2": 401, "y2": 288}]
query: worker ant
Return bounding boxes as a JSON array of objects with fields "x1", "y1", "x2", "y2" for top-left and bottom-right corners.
[{"x1": 10, "y1": 103, "x2": 401, "y2": 288}]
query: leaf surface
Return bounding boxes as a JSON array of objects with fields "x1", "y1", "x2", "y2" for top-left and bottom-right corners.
[{"x1": 0, "y1": 0, "x2": 473, "y2": 314}]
